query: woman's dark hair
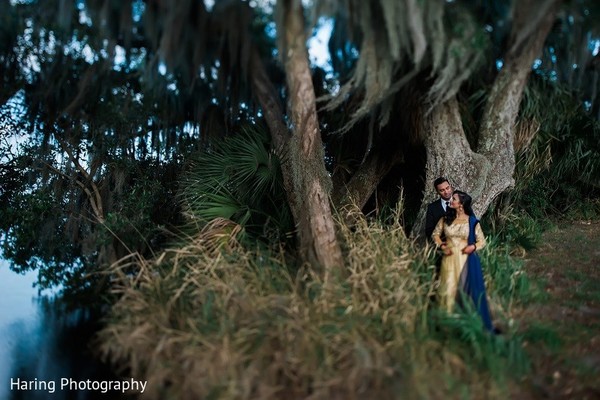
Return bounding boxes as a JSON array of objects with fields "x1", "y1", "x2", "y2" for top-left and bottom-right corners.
[{"x1": 445, "y1": 190, "x2": 474, "y2": 224}]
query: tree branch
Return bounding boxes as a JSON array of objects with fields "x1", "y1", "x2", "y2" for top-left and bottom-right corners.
[{"x1": 54, "y1": 136, "x2": 105, "y2": 223}]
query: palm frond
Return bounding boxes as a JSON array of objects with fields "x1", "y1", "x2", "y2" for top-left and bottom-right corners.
[{"x1": 179, "y1": 126, "x2": 292, "y2": 243}]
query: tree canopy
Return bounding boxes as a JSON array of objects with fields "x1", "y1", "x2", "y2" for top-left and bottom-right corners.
[{"x1": 1, "y1": 0, "x2": 599, "y2": 295}]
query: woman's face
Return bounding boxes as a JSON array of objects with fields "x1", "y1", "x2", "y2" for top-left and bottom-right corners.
[{"x1": 449, "y1": 194, "x2": 462, "y2": 209}]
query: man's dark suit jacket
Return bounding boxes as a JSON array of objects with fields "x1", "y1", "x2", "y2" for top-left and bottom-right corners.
[{"x1": 425, "y1": 200, "x2": 447, "y2": 239}]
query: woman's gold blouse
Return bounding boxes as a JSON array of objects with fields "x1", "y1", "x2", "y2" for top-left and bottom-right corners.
[{"x1": 431, "y1": 217, "x2": 486, "y2": 251}]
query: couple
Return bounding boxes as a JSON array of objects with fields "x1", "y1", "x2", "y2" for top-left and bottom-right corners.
[{"x1": 425, "y1": 177, "x2": 494, "y2": 332}]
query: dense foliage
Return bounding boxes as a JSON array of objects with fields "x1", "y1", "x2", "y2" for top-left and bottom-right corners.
[{"x1": 0, "y1": 0, "x2": 599, "y2": 293}]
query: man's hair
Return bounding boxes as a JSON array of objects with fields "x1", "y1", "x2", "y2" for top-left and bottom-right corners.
[{"x1": 433, "y1": 177, "x2": 449, "y2": 189}]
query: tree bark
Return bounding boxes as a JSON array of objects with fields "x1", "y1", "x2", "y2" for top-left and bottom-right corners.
[
  {"x1": 412, "y1": 0, "x2": 561, "y2": 237},
  {"x1": 276, "y1": 0, "x2": 344, "y2": 275},
  {"x1": 476, "y1": 0, "x2": 561, "y2": 214},
  {"x1": 248, "y1": 45, "x2": 299, "y2": 218},
  {"x1": 411, "y1": 98, "x2": 491, "y2": 237}
]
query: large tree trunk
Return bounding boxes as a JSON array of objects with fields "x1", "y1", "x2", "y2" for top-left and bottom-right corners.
[
  {"x1": 475, "y1": 0, "x2": 562, "y2": 214},
  {"x1": 275, "y1": 0, "x2": 344, "y2": 275},
  {"x1": 411, "y1": 99, "x2": 491, "y2": 237},
  {"x1": 411, "y1": 0, "x2": 560, "y2": 237},
  {"x1": 249, "y1": 45, "x2": 299, "y2": 217}
]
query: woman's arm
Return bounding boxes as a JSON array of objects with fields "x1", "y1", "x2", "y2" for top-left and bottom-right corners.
[
  {"x1": 431, "y1": 217, "x2": 444, "y2": 246},
  {"x1": 463, "y1": 222, "x2": 486, "y2": 254},
  {"x1": 475, "y1": 223, "x2": 486, "y2": 250},
  {"x1": 433, "y1": 218, "x2": 453, "y2": 255}
]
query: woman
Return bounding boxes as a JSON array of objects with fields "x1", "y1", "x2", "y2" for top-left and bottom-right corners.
[{"x1": 431, "y1": 190, "x2": 494, "y2": 331}]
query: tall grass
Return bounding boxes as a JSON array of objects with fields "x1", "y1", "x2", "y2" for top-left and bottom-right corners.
[
  {"x1": 98, "y1": 208, "x2": 529, "y2": 400},
  {"x1": 512, "y1": 76, "x2": 600, "y2": 221}
]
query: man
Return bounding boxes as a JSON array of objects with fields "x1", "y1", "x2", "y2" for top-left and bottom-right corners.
[{"x1": 425, "y1": 177, "x2": 453, "y2": 239}]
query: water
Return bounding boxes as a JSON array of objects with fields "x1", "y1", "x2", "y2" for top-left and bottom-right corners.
[
  {"x1": 0, "y1": 265, "x2": 38, "y2": 399},
  {"x1": 0, "y1": 262, "x2": 140, "y2": 399}
]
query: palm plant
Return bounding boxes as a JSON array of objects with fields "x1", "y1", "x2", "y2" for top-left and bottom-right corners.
[{"x1": 179, "y1": 125, "x2": 293, "y2": 246}]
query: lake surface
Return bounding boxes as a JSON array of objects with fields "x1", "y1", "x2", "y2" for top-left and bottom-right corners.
[{"x1": 0, "y1": 262, "x2": 140, "y2": 399}]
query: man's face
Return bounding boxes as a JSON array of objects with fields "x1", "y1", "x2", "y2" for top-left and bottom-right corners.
[{"x1": 435, "y1": 181, "x2": 453, "y2": 201}]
